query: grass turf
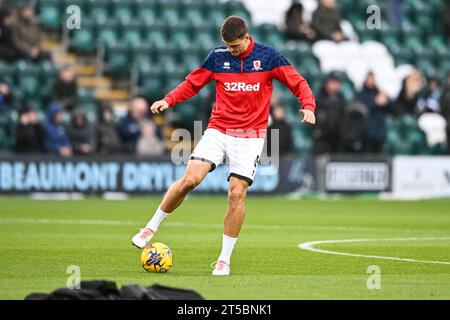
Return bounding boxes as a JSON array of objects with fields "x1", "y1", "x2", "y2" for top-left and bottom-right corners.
[{"x1": 1, "y1": 196, "x2": 450, "y2": 299}]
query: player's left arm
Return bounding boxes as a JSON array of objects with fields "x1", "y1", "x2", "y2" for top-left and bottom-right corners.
[{"x1": 272, "y1": 58, "x2": 316, "y2": 125}]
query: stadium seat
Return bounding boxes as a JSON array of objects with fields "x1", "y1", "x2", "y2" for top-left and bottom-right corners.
[
  {"x1": 15, "y1": 61, "x2": 41, "y2": 99},
  {"x1": 161, "y1": 8, "x2": 180, "y2": 27},
  {"x1": 39, "y1": 60, "x2": 58, "y2": 95},
  {"x1": 71, "y1": 19, "x2": 96, "y2": 53},
  {"x1": 0, "y1": 62, "x2": 15, "y2": 86},
  {"x1": 105, "y1": 43, "x2": 130, "y2": 76},
  {"x1": 87, "y1": 0, "x2": 111, "y2": 22},
  {"x1": 292, "y1": 125, "x2": 312, "y2": 156},
  {"x1": 172, "y1": 31, "x2": 191, "y2": 50},
  {"x1": 96, "y1": 20, "x2": 119, "y2": 47},
  {"x1": 120, "y1": 21, "x2": 143, "y2": 47},
  {"x1": 142, "y1": 78, "x2": 164, "y2": 102},
  {"x1": 184, "y1": 8, "x2": 204, "y2": 27},
  {"x1": 206, "y1": 8, "x2": 227, "y2": 27},
  {"x1": 131, "y1": 43, "x2": 154, "y2": 69},
  {"x1": 135, "y1": 1, "x2": 157, "y2": 25},
  {"x1": 112, "y1": 0, "x2": 134, "y2": 24},
  {"x1": 39, "y1": 0, "x2": 62, "y2": 30}
]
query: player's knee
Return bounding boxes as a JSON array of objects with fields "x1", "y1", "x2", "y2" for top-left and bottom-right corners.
[
  {"x1": 228, "y1": 185, "x2": 246, "y2": 206},
  {"x1": 178, "y1": 176, "x2": 200, "y2": 194}
]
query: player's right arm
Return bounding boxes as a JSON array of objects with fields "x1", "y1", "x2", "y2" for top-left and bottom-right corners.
[{"x1": 150, "y1": 53, "x2": 215, "y2": 114}]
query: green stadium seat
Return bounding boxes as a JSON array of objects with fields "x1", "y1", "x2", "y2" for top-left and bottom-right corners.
[
  {"x1": 71, "y1": 19, "x2": 96, "y2": 53},
  {"x1": 120, "y1": 21, "x2": 143, "y2": 47},
  {"x1": 172, "y1": 31, "x2": 191, "y2": 50},
  {"x1": 113, "y1": 0, "x2": 134, "y2": 24},
  {"x1": 161, "y1": 8, "x2": 180, "y2": 27},
  {"x1": 225, "y1": 0, "x2": 248, "y2": 15},
  {"x1": 292, "y1": 125, "x2": 312, "y2": 156},
  {"x1": 184, "y1": 9, "x2": 204, "y2": 27},
  {"x1": 138, "y1": 64, "x2": 165, "y2": 86},
  {"x1": 0, "y1": 62, "x2": 15, "y2": 86},
  {"x1": 131, "y1": 43, "x2": 154, "y2": 69},
  {"x1": 145, "y1": 29, "x2": 167, "y2": 48},
  {"x1": 105, "y1": 43, "x2": 130, "y2": 76},
  {"x1": 192, "y1": 31, "x2": 216, "y2": 50},
  {"x1": 39, "y1": 0, "x2": 62, "y2": 30},
  {"x1": 96, "y1": 20, "x2": 119, "y2": 47},
  {"x1": 265, "y1": 33, "x2": 285, "y2": 47},
  {"x1": 183, "y1": 53, "x2": 202, "y2": 71},
  {"x1": 15, "y1": 61, "x2": 41, "y2": 99},
  {"x1": 79, "y1": 101, "x2": 98, "y2": 123},
  {"x1": 39, "y1": 60, "x2": 58, "y2": 93},
  {"x1": 296, "y1": 41, "x2": 314, "y2": 59},
  {"x1": 207, "y1": 8, "x2": 227, "y2": 27},
  {"x1": 136, "y1": 2, "x2": 157, "y2": 25},
  {"x1": 142, "y1": 78, "x2": 164, "y2": 102},
  {"x1": 87, "y1": 0, "x2": 111, "y2": 22}
]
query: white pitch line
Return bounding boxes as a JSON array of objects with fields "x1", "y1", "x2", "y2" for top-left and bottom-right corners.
[
  {"x1": 0, "y1": 217, "x2": 445, "y2": 233},
  {"x1": 299, "y1": 237, "x2": 450, "y2": 265}
]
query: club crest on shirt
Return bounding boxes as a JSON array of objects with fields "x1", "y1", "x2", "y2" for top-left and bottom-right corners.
[{"x1": 252, "y1": 60, "x2": 262, "y2": 71}]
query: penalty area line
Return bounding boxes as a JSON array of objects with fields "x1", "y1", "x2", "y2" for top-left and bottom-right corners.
[{"x1": 298, "y1": 237, "x2": 450, "y2": 265}]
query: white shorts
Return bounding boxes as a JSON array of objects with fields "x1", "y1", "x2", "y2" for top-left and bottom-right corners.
[{"x1": 190, "y1": 129, "x2": 265, "y2": 185}]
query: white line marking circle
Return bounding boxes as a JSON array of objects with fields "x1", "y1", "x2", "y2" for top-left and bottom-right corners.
[{"x1": 298, "y1": 237, "x2": 450, "y2": 265}]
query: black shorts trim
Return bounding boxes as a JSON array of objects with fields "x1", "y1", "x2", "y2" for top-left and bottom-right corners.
[
  {"x1": 228, "y1": 173, "x2": 253, "y2": 186},
  {"x1": 190, "y1": 156, "x2": 216, "y2": 172}
]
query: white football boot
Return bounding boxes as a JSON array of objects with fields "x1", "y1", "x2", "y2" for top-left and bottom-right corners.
[
  {"x1": 212, "y1": 260, "x2": 230, "y2": 276},
  {"x1": 131, "y1": 227, "x2": 155, "y2": 249}
]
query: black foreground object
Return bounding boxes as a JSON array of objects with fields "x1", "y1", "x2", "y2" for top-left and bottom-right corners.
[{"x1": 24, "y1": 280, "x2": 204, "y2": 300}]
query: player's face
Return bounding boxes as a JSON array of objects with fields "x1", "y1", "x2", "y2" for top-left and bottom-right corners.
[{"x1": 224, "y1": 35, "x2": 250, "y2": 57}]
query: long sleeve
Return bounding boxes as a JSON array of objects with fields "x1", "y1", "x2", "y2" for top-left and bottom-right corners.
[
  {"x1": 272, "y1": 65, "x2": 316, "y2": 112},
  {"x1": 163, "y1": 67, "x2": 213, "y2": 107}
]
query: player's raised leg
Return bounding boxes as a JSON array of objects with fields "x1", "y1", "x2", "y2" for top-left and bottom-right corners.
[
  {"x1": 213, "y1": 177, "x2": 249, "y2": 276},
  {"x1": 132, "y1": 159, "x2": 211, "y2": 248}
]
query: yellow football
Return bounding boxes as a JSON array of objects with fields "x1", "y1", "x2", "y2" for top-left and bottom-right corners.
[{"x1": 140, "y1": 242, "x2": 173, "y2": 273}]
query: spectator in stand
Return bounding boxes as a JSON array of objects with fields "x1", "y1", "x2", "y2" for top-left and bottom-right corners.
[
  {"x1": 11, "y1": 4, "x2": 49, "y2": 62},
  {"x1": 355, "y1": 72, "x2": 393, "y2": 153},
  {"x1": 96, "y1": 104, "x2": 122, "y2": 154},
  {"x1": 67, "y1": 108, "x2": 96, "y2": 155},
  {"x1": 386, "y1": 0, "x2": 404, "y2": 27},
  {"x1": 136, "y1": 120, "x2": 165, "y2": 156},
  {"x1": 440, "y1": 72, "x2": 450, "y2": 154},
  {"x1": 15, "y1": 106, "x2": 44, "y2": 153},
  {"x1": 266, "y1": 95, "x2": 293, "y2": 157},
  {"x1": 0, "y1": 8, "x2": 25, "y2": 62},
  {"x1": 52, "y1": 66, "x2": 78, "y2": 112},
  {"x1": 285, "y1": 1, "x2": 317, "y2": 42},
  {"x1": 339, "y1": 100, "x2": 369, "y2": 153},
  {"x1": 43, "y1": 103, "x2": 72, "y2": 157},
  {"x1": 417, "y1": 76, "x2": 441, "y2": 114},
  {"x1": 119, "y1": 96, "x2": 148, "y2": 152},
  {"x1": 311, "y1": 0, "x2": 346, "y2": 42},
  {"x1": 394, "y1": 69, "x2": 423, "y2": 116},
  {"x1": 312, "y1": 73, "x2": 346, "y2": 154},
  {"x1": 0, "y1": 80, "x2": 13, "y2": 113}
]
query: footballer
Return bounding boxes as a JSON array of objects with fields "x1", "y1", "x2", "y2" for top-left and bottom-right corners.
[{"x1": 132, "y1": 16, "x2": 316, "y2": 275}]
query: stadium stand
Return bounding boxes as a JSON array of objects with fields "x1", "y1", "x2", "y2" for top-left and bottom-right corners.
[{"x1": 0, "y1": 0, "x2": 449, "y2": 156}]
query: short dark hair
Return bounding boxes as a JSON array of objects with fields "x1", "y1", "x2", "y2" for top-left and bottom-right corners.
[{"x1": 221, "y1": 16, "x2": 248, "y2": 42}]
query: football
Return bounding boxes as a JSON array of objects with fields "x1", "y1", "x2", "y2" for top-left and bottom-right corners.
[{"x1": 140, "y1": 242, "x2": 173, "y2": 273}]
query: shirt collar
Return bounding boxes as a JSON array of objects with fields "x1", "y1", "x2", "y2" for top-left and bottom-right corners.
[{"x1": 238, "y1": 35, "x2": 255, "y2": 59}]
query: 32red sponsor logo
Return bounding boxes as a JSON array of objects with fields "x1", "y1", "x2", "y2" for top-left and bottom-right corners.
[{"x1": 224, "y1": 82, "x2": 260, "y2": 92}]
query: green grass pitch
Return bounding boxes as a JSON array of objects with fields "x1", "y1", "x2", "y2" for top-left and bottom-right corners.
[{"x1": 1, "y1": 196, "x2": 450, "y2": 299}]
